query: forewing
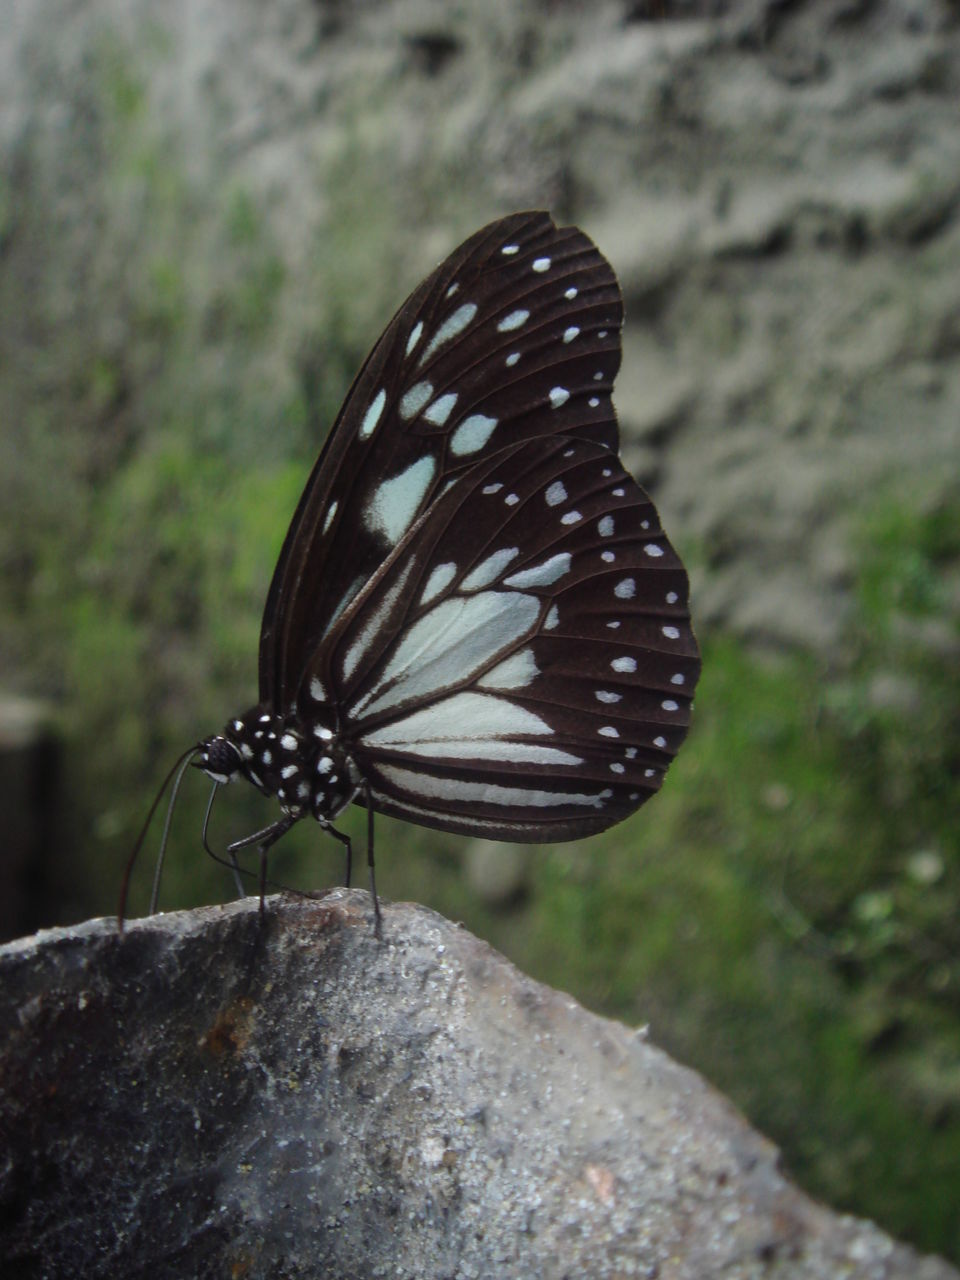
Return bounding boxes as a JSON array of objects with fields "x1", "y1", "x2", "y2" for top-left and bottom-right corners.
[
  {"x1": 259, "y1": 211, "x2": 623, "y2": 710},
  {"x1": 315, "y1": 437, "x2": 699, "y2": 842}
]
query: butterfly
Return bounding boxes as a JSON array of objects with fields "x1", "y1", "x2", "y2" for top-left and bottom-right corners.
[{"x1": 124, "y1": 212, "x2": 700, "y2": 936}]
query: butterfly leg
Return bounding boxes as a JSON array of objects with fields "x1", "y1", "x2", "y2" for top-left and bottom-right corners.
[
  {"x1": 319, "y1": 821, "x2": 353, "y2": 888},
  {"x1": 364, "y1": 784, "x2": 382, "y2": 941},
  {"x1": 322, "y1": 798, "x2": 381, "y2": 939},
  {"x1": 225, "y1": 815, "x2": 296, "y2": 916}
]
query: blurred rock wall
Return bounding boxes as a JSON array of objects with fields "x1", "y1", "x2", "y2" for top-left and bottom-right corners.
[{"x1": 2, "y1": 0, "x2": 958, "y2": 655}]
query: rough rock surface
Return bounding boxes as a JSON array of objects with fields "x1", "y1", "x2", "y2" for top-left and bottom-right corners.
[{"x1": 1, "y1": 893, "x2": 956, "y2": 1279}]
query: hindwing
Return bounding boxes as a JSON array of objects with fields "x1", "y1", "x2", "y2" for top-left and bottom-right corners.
[{"x1": 306, "y1": 436, "x2": 698, "y2": 840}]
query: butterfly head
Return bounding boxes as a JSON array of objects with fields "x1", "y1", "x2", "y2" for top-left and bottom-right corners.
[{"x1": 195, "y1": 732, "x2": 244, "y2": 785}]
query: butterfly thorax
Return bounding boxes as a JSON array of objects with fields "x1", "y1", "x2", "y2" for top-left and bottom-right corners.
[{"x1": 197, "y1": 705, "x2": 359, "y2": 823}]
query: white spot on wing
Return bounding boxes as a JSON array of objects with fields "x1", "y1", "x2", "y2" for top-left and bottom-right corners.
[
  {"x1": 645, "y1": 544, "x2": 665, "y2": 558},
  {"x1": 476, "y1": 648, "x2": 538, "y2": 690},
  {"x1": 363, "y1": 692, "x2": 552, "y2": 746},
  {"x1": 388, "y1": 742, "x2": 583, "y2": 766},
  {"x1": 497, "y1": 309, "x2": 529, "y2": 333},
  {"x1": 563, "y1": 326, "x2": 580, "y2": 344},
  {"x1": 350, "y1": 591, "x2": 540, "y2": 720},
  {"x1": 545, "y1": 481, "x2": 567, "y2": 507},
  {"x1": 461, "y1": 547, "x2": 520, "y2": 591},
  {"x1": 482, "y1": 483, "x2": 503, "y2": 495},
  {"x1": 612, "y1": 656, "x2": 637, "y2": 673},
  {"x1": 310, "y1": 676, "x2": 327, "y2": 702},
  {"x1": 662, "y1": 625, "x2": 680, "y2": 639},
  {"x1": 560, "y1": 511, "x2": 582, "y2": 525},
  {"x1": 545, "y1": 604, "x2": 559, "y2": 630},
  {"x1": 322, "y1": 501, "x2": 338, "y2": 534},
  {"x1": 503, "y1": 553, "x2": 571, "y2": 589},
  {"x1": 364, "y1": 456, "x2": 436, "y2": 542},
  {"x1": 596, "y1": 691, "x2": 621, "y2": 704},
  {"x1": 405, "y1": 321, "x2": 423, "y2": 357},
  {"x1": 399, "y1": 381, "x2": 434, "y2": 420},
  {"x1": 599, "y1": 726, "x2": 620, "y2": 738},
  {"x1": 341, "y1": 558, "x2": 418, "y2": 684},
  {"x1": 420, "y1": 562, "x2": 457, "y2": 606},
  {"x1": 549, "y1": 387, "x2": 570, "y2": 408},
  {"x1": 359, "y1": 389, "x2": 386, "y2": 440},
  {"x1": 532, "y1": 257, "x2": 551, "y2": 272},
  {"x1": 598, "y1": 516, "x2": 614, "y2": 537},
  {"x1": 615, "y1": 578, "x2": 636, "y2": 599},
  {"x1": 419, "y1": 303, "x2": 478, "y2": 365},
  {"x1": 423, "y1": 392, "x2": 459, "y2": 426},
  {"x1": 376, "y1": 764, "x2": 606, "y2": 810},
  {"x1": 501, "y1": 244, "x2": 519, "y2": 255},
  {"x1": 564, "y1": 286, "x2": 578, "y2": 300},
  {"x1": 505, "y1": 352, "x2": 520, "y2": 367},
  {"x1": 451, "y1": 413, "x2": 498, "y2": 456}
]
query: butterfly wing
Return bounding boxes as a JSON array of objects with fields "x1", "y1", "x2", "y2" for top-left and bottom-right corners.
[
  {"x1": 259, "y1": 211, "x2": 623, "y2": 711},
  {"x1": 313, "y1": 436, "x2": 698, "y2": 841}
]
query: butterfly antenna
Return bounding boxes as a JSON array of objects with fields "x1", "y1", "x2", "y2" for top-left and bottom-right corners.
[
  {"x1": 148, "y1": 747, "x2": 198, "y2": 916},
  {"x1": 117, "y1": 744, "x2": 200, "y2": 933}
]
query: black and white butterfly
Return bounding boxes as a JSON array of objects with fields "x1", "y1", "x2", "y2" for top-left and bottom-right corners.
[{"x1": 129, "y1": 212, "x2": 699, "y2": 934}]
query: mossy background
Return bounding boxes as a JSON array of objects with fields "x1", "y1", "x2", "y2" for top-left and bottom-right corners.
[{"x1": 2, "y1": 0, "x2": 959, "y2": 1266}]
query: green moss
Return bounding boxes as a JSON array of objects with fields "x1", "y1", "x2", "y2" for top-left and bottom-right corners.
[{"x1": 94, "y1": 31, "x2": 146, "y2": 124}]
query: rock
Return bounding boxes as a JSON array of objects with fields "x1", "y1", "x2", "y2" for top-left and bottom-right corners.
[
  {"x1": 866, "y1": 671, "x2": 925, "y2": 717},
  {"x1": 1, "y1": 893, "x2": 957, "y2": 1279}
]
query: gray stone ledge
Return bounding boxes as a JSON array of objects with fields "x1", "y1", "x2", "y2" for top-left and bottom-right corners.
[{"x1": 1, "y1": 892, "x2": 956, "y2": 1279}]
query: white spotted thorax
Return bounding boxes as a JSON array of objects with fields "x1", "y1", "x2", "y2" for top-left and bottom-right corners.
[
  {"x1": 189, "y1": 212, "x2": 699, "y2": 883},
  {"x1": 199, "y1": 704, "x2": 359, "y2": 823}
]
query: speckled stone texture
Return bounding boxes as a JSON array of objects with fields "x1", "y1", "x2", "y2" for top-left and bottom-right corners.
[{"x1": 1, "y1": 893, "x2": 956, "y2": 1278}]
